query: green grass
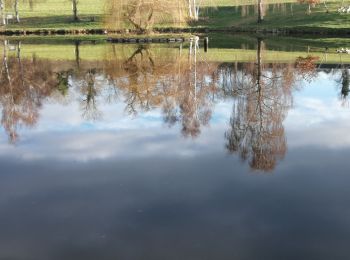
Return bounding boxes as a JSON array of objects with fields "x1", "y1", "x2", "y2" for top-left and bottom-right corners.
[
  {"x1": 2, "y1": 0, "x2": 104, "y2": 30},
  {"x1": 202, "y1": 0, "x2": 297, "y2": 6},
  {"x1": 198, "y1": 2, "x2": 350, "y2": 30},
  {"x1": 1, "y1": 0, "x2": 350, "y2": 33}
]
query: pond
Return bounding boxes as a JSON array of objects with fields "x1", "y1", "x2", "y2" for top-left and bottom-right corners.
[{"x1": 0, "y1": 35, "x2": 350, "y2": 259}]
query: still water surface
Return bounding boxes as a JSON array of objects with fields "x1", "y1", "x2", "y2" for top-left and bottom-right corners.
[{"x1": 0, "y1": 37, "x2": 350, "y2": 259}]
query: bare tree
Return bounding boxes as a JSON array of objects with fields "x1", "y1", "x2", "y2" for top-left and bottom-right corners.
[
  {"x1": 107, "y1": 0, "x2": 188, "y2": 32},
  {"x1": 298, "y1": 0, "x2": 320, "y2": 14},
  {"x1": 188, "y1": 0, "x2": 200, "y2": 21},
  {"x1": 14, "y1": 0, "x2": 19, "y2": 22}
]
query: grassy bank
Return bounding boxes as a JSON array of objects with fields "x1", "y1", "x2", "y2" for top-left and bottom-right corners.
[{"x1": 0, "y1": 0, "x2": 349, "y2": 35}]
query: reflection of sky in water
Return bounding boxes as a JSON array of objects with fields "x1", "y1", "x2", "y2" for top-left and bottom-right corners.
[
  {"x1": 287, "y1": 71, "x2": 350, "y2": 149},
  {"x1": 1, "y1": 70, "x2": 349, "y2": 161},
  {"x1": 1, "y1": 65, "x2": 350, "y2": 259}
]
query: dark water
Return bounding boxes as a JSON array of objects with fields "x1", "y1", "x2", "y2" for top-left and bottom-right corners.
[{"x1": 1, "y1": 37, "x2": 350, "y2": 259}]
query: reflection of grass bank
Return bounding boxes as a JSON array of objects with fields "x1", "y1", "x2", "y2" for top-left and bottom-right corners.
[
  {"x1": 209, "y1": 34, "x2": 350, "y2": 51},
  {"x1": 1, "y1": 0, "x2": 350, "y2": 35},
  {"x1": 3, "y1": 37, "x2": 350, "y2": 64},
  {"x1": 204, "y1": 48, "x2": 347, "y2": 64}
]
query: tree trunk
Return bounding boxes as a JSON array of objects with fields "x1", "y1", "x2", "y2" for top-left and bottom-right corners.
[
  {"x1": 188, "y1": 0, "x2": 193, "y2": 19},
  {"x1": 323, "y1": 0, "x2": 329, "y2": 13},
  {"x1": 258, "y1": 0, "x2": 264, "y2": 23},
  {"x1": 0, "y1": 0, "x2": 6, "y2": 25},
  {"x1": 194, "y1": 0, "x2": 199, "y2": 20},
  {"x1": 14, "y1": 0, "x2": 20, "y2": 23},
  {"x1": 72, "y1": 0, "x2": 79, "y2": 21}
]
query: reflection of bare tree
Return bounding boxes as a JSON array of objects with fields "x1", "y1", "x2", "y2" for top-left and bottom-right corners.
[
  {"x1": 56, "y1": 70, "x2": 71, "y2": 97},
  {"x1": 295, "y1": 55, "x2": 319, "y2": 82},
  {"x1": 77, "y1": 69, "x2": 103, "y2": 121},
  {"x1": 0, "y1": 41, "x2": 58, "y2": 143},
  {"x1": 338, "y1": 66, "x2": 350, "y2": 107},
  {"x1": 0, "y1": 41, "x2": 114, "y2": 142},
  {"x1": 224, "y1": 38, "x2": 301, "y2": 171},
  {"x1": 103, "y1": 43, "x2": 219, "y2": 138},
  {"x1": 69, "y1": 42, "x2": 106, "y2": 121},
  {"x1": 177, "y1": 38, "x2": 216, "y2": 137},
  {"x1": 0, "y1": 41, "x2": 324, "y2": 153}
]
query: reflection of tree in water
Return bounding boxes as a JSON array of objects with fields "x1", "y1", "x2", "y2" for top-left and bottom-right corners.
[
  {"x1": 76, "y1": 68, "x2": 104, "y2": 121},
  {"x1": 0, "y1": 40, "x2": 322, "y2": 154},
  {"x1": 224, "y1": 39, "x2": 318, "y2": 171},
  {"x1": 337, "y1": 66, "x2": 350, "y2": 107},
  {"x1": 169, "y1": 39, "x2": 218, "y2": 138},
  {"x1": 56, "y1": 70, "x2": 72, "y2": 97},
  {"x1": 0, "y1": 41, "x2": 58, "y2": 143},
  {"x1": 103, "y1": 42, "x2": 219, "y2": 137},
  {"x1": 295, "y1": 55, "x2": 319, "y2": 82},
  {"x1": 0, "y1": 40, "x2": 111, "y2": 142},
  {"x1": 104, "y1": 45, "x2": 165, "y2": 115}
]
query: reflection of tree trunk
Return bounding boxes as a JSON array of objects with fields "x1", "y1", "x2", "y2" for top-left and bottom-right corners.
[
  {"x1": 189, "y1": 37, "x2": 199, "y2": 92},
  {"x1": 82, "y1": 69, "x2": 101, "y2": 120},
  {"x1": 2, "y1": 40, "x2": 16, "y2": 143},
  {"x1": 257, "y1": 38, "x2": 263, "y2": 132},
  {"x1": 17, "y1": 41, "x2": 25, "y2": 88},
  {"x1": 257, "y1": 38, "x2": 262, "y2": 89},
  {"x1": 194, "y1": 37, "x2": 198, "y2": 101},
  {"x1": 189, "y1": 40, "x2": 193, "y2": 68},
  {"x1": 341, "y1": 68, "x2": 350, "y2": 100},
  {"x1": 3, "y1": 40, "x2": 11, "y2": 83},
  {"x1": 74, "y1": 40, "x2": 80, "y2": 68},
  {"x1": 177, "y1": 43, "x2": 182, "y2": 92}
]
